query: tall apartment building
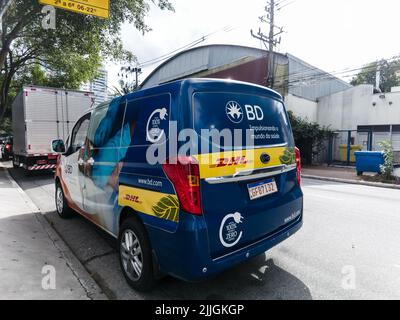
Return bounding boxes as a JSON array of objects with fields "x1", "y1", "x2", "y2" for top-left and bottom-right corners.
[{"x1": 81, "y1": 67, "x2": 110, "y2": 105}]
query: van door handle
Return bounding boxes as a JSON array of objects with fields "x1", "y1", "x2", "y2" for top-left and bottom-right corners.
[
  {"x1": 205, "y1": 164, "x2": 297, "y2": 184},
  {"x1": 87, "y1": 158, "x2": 95, "y2": 166}
]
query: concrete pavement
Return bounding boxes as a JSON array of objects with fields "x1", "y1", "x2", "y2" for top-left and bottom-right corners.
[{"x1": 0, "y1": 162, "x2": 106, "y2": 300}]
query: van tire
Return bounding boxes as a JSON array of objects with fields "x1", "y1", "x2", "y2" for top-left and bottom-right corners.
[
  {"x1": 118, "y1": 217, "x2": 156, "y2": 291},
  {"x1": 55, "y1": 182, "x2": 75, "y2": 219}
]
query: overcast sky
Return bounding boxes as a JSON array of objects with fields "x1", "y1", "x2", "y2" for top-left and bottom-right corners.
[{"x1": 107, "y1": 0, "x2": 400, "y2": 91}]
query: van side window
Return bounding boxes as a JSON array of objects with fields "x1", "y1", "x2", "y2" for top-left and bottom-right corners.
[
  {"x1": 70, "y1": 115, "x2": 90, "y2": 153},
  {"x1": 87, "y1": 99, "x2": 126, "y2": 149},
  {"x1": 84, "y1": 98, "x2": 128, "y2": 189}
]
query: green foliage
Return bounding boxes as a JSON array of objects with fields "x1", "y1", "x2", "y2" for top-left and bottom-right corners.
[
  {"x1": 378, "y1": 140, "x2": 394, "y2": 180},
  {"x1": 288, "y1": 111, "x2": 331, "y2": 164},
  {"x1": 350, "y1": 59, "x2": 400, "y2": 93},
  {"x1": 0, "y1": 116, "x2": 12, "y2": 134},
  {"x1": 0, "y1": 0, "x2": 174, "y2": 119}
]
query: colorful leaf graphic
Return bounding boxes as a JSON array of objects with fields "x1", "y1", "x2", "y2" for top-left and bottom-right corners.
[
  {"x1": 280, "y1": 147, "x2": 296, "y2": 165},
  {"x1": 152, "y1": 195, "x2": 179, "y2": 223}
]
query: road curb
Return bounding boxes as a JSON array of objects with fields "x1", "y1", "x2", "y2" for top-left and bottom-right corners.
[
  {"x1": 1, "y1": 164, "x2": 108, "y2": 300},
  {"x1": 302, "y1": 174, "x2": 400, "y2": 190}
]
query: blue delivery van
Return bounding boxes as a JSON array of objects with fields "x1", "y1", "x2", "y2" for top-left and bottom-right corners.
[{"x1": 52, "y1": 79, "x2": 303, "y2": 291}]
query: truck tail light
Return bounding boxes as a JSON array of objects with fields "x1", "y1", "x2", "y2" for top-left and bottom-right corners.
[
  {"x1": 295, "y1": 147, "x2": 301, "y2": 186},
  {"x1": 5, "y1": 144, "x2": 10, "y2": 151},
  {"x1": 162, "y1": 156, "x2": 202, "y2": 215}
]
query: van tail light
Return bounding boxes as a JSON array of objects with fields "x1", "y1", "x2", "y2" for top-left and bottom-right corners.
[
  {"x1": 162, "y1": 156, "x2": 202, "y2": 215},
  {"x1": 295, "y1": 147, "x2": 301, "y2": 186},
  {"x1": 5, "y1": 144, "x2": 11, "y2": 151}
]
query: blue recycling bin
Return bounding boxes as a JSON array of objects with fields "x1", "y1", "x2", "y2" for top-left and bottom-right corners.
[{"x1": 354, "y1": 151, "x2": 384, "y2": 176}]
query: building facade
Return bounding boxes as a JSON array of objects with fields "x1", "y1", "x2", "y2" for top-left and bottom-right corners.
[
  {"x1": 140, "y1": 44, "x2": 350, "y2": 102},
  {"x1": 81, "y1": 67, "x2": 110, "y2": 105}
]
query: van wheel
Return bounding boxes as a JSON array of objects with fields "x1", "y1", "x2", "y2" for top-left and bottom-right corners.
[
  {"x1": 12, "y1": 157, "x2": 19, "y2": 168},
  {"x1": 118, "y1": 217, "x2": 156, "y2": 291},
  {"x1": 55, "y1": 183, "x2": 74, "y2": 219}
]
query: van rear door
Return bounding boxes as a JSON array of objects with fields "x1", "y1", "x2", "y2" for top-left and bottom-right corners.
[{"x1": 192, "y1": 91, "x2": 302, "y2": 259}]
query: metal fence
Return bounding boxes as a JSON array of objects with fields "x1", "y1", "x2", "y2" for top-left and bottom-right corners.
[{"x1": 327, "y1": 129, "x2": 400, "y2": 166}]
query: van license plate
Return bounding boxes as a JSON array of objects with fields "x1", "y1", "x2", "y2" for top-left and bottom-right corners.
[{"x1": 248, "y1": 178, "x2": 278, "y2": 200}]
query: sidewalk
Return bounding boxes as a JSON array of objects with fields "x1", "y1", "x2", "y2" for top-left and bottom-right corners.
[
  {"x1": 0, "y1": 163, "x2": 105, "y2": 299},
  {"x1": 302, "y1": 165, "x2": 360, "y2": 181},
  {"x1": 302, "y1": 165, "x2": 400, "y2": 190}
]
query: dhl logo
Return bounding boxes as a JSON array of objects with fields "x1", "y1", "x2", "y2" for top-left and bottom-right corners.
[
  {"x1": 209, "y1": 156, "x2": 252, "y2": 169},
  {"x1": 124, "y1": 194, "x2": 141, "y2": 204}
]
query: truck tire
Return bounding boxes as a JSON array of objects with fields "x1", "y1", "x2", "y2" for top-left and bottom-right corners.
[
  {"x1": 55, "y1": 182, "x2": 75, "y2": 219},
  {"x1": 118, "y1": 217, "x2": 156, "y2": 291},
  {"x1": 12, "y1": 157, "x2": 19, "y2": 169}
]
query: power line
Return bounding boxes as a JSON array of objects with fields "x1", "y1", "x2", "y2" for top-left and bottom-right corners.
[
  {"x1": 137, "y1": 25, "x2": 236, "y2": 68},
  {"x1": 271, "y1": 54, "x2": 400, "y2": 86},
  {"x1": 276, "y1": 0, "x2": 296, "y2": 11}
]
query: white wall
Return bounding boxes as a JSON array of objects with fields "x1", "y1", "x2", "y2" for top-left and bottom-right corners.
[
  {"x1": 285, "y1": 94, "x2": 318, "y2": 122},
  {"x1": 317, "y1": 85, "x2": 400, "y2": 130}
]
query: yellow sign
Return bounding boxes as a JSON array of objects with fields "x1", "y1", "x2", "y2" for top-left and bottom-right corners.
[{"x1": 39, "y1": 0, "x2": 110, "y2": 19}]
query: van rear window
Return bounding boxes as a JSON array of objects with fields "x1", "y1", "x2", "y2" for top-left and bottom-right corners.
[{"x1": 193, "y1": 92, "x2": 294, "y2": 150}]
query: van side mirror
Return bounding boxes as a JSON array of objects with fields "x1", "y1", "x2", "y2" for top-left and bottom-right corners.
[{"x1": 51, "y1": 139, "x2": 66, "y2": 154}]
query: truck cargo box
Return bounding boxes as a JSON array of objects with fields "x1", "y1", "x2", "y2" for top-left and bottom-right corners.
[{"x1": 12, "y1": 86, "x2": 95, "y2": 171}]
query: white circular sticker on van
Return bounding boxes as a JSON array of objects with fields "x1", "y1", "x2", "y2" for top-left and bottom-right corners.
[
  {"x1": 146, "y1": 108, "x2": 168, "y2": 143},
  {"x1": 219, "y1": 212, "x2": 244, "y2": 248},
  {"x1": 226, "y1": 101, "x2": 244, "y2": 124}
]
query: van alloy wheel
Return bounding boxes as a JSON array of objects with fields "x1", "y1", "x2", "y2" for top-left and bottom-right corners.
[
  {"x1": 120, "y1": 229, "x2": 143, "y2": 281},
  {"x1": 56, "y1": 186, "x2": 64, "y2": 214},
  {"x1": 55, "y1": 183, "x2": 74, "y2": 219}
]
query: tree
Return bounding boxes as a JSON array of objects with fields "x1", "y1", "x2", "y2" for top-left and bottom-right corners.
[
  {"x1": 350, "y1": 59, "x2": 400, "y2": 93},
  {"x1": 0, "y1": 0, "x2": 174, "y2": 120},
  {"x1": 288, "y1": 111, "x2": 331, "y2": 165}
]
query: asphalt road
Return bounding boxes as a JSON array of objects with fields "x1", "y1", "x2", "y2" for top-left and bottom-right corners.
[{"x1": 8, "y1": 164, "x2": 400, "y2": 300}]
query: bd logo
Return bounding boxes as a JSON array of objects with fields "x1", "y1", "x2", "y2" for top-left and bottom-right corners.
[{"x1": 225, "y1": 101, "x2": 264, "y2": 123}]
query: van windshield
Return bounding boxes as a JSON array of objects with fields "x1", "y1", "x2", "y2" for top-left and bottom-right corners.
[{"x1": 193, "y1": 92, "x2": 294, "y2": 151}]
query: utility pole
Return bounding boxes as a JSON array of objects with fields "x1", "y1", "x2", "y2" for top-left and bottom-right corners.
[
  {"x1": 251, "y1": 0, "x2": 284, "y2": 89},
  {"x1": 119, "y1": 65, "x2": 142, "y2": 91},
  {"x1": 375, "y1": 60, "x2": 381, "y2": 92}
]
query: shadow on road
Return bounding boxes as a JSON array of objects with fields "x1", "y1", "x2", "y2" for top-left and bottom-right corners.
[
  {"x1": 44, "y1": 206, "x2": 312, "y2": 300},
  {"x1": 149, "y1": 256, "x2": 312, "y2": 300}
]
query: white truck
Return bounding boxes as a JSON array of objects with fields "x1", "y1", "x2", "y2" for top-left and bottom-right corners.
[{"x1": 12, "y1": 86, "x2": 95, "y2": 171}]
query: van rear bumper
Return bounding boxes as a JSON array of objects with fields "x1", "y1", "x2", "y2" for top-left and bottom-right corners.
[{"x1": 146, "y1": 211, "x2": 303, "y2": 282}]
